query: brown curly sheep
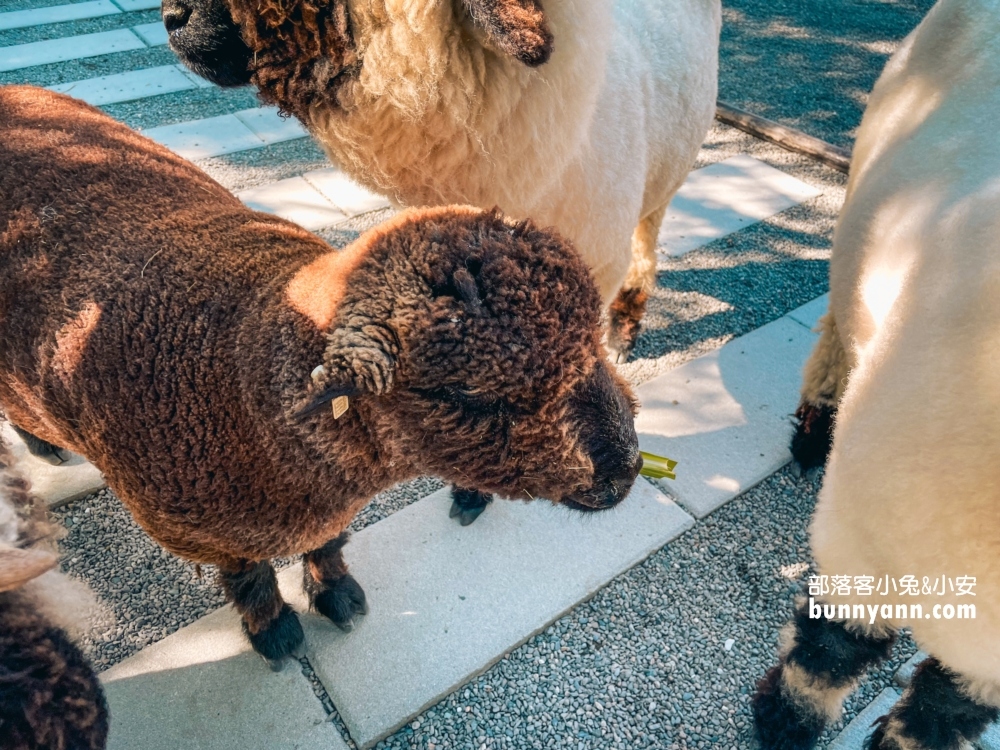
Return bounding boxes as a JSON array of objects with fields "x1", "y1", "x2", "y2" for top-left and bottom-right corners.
[
  {"x1": 0, "y1": 440, "x2": 108, "y2": 750},
  {"x1": 0, "y1": 86, "x2": 641, "y2": 664}
]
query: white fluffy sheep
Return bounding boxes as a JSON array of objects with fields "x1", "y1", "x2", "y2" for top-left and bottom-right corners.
[
  {"x1": 755, "y1": 2, "x2": 1000, "y2": 748},
  {"x1": 0, "y1": 439, "x2": 107, "y2": 750},
  {"x1": 162, "y1": 0, "x2": 722, "y2": 361}
]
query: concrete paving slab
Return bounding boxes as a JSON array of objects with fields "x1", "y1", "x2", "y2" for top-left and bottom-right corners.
[
  {"x1": 235, "y1": 106, "x2": 309, "y2": 146},
  {"x1": 828, "y1": 688, "x2": 900, "y2": 750},
  {"x1": 1, "y1": 422, "x2": 105, "y2": 508},
  {"x1": 304, "y1": 168, "x2": 392, "y2": 217},
  {"x1": 787, "y1": 293, "x2": 829, "y2": 331},
  {"x1": 49, "y1": 65, "x2": 200, "y2": 105},
  {"x1": 101, "y1": 601, "x2": 347, "y2": 750},
  {"x1": 239, "y1": 176, "x2": 347, "y2": 231},
  {"x1": 111, "y1": 0, "x2": 162, "y2": 10},
  {"x1": 144, "y1": 112, "x2": 263, "y2": 159},
  {"x1": 0, "y1": 29, "x2": 145, "y2": 72},
  {"x1": 299, "y1": 479, "x2": 694, "y2": 748},
  {"x1": 634, "y1": 314, "x2": 817, "y2": 518},
  {"x1": 658, "y1": 154, "x2": 822, "y2": 256},
  {"x1": 132, "y1": 20, "x2": 168, "y2": 46},
  {"x1": 893, "y1": 650, "x2": 927, "y2": 688},
  {"x1": 0, "y1": 0, "x2": 119, "y2": 31}
]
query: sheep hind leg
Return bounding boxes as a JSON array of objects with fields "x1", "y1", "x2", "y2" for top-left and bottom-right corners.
[
  {"x1": 607, "y1": 205, "x2": 668, "y2": 364},
  {"x1": 753, "y1": 597, "x2": 897, "y2": 750},
  {"x1": 10, "y1": 423, "x2": 70, "y2": 466},
  {"x1": 303, "y1": 532, "x2": 367, "y2": 632},
  {"x1": 449, "y1": 485, "x2": 492, "y2": 526},
  {"x1": 791, "y1": 311, "x2": 848, "y2": 479},
  {"x1": 219, "y1": 559, "x2": 304, "y2": 669},
  {"x1": 866, "y1": 658, "x2": 999, "y2": 750}
]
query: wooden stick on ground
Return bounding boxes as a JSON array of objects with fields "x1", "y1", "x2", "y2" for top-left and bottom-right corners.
[{"x1": 716, "y1": 101, "x2": 852, "y2": 174}]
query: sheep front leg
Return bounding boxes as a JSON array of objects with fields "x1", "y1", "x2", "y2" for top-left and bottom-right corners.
[
  {"x1": 753, "y1": 597, "x2": 896, "y2": 750},
  {"x1": 449, "y1": 485, "x2": 492, "y2": 526},
  {"x1": 607, "y1": 205, "x2": 668, "y2": 364},
  {"x1": 867, "y1": 657, "x2": 999, "y2": 749},
  {"x1": 303, "y1": 533, "x2": 367, "y2": 632},
  {"x1": 10, "y1": 424, "x2": 70, "y2": 465},
  {"x1": 219, "y1": 559, "x2": 304, "y2": 669}
]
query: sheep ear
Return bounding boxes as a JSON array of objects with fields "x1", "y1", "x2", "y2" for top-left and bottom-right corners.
[
  {"x1": 0, "y1": 547, "x2": 58, "y2": 592},
  {"x1": 462, "y1": 0, "x2": 553, "y2": 67}
]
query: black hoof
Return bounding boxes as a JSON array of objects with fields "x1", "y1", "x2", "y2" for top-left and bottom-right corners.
[
  {"x1": 314, "y1": 575, "x2": 367, "y2": 632},
  {"x1": 790, "y1": 403, "x2": 835, "y2": 475},
  {"x1": 449, "y1": 500, "x2": 489, "y2": 526},
  {"x1": 244, "y1": 604, "x2": 304, "y2": 662},
  {"x1": 752, "y1": 666, "x2": 825, "y2": 750},
  {"x1": 449, "y1": 487, "x2": 492, "y2": 526},
  {"x1": 11, "y1": 425, "x2": 70, "y2": 465}
]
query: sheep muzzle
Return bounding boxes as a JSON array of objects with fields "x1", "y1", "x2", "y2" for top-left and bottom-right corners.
[{"x1": 162, "y1": 0, "x2": 255, "y2": 87}]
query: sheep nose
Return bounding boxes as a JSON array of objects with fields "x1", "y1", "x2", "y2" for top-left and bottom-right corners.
[{"x1": 162, "y1": 2, "x2": 191, "y2": 33}]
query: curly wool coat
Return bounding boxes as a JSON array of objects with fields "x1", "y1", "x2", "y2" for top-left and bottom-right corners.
[{"x1": 0, "y1": 86, "x2": 638, "y2": 571}]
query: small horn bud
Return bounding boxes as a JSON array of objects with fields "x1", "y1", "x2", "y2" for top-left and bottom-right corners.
[{"x1": 310, "y1": 365, "x2": 327, "y2": 382}]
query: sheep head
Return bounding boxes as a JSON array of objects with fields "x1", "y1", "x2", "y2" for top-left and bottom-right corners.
[
  {"x1": 304, "y1": 207, "x2": 640, "y2": 512},
  {"x1": 161, "y1": 0, "x2": 552, "y2": 120}
]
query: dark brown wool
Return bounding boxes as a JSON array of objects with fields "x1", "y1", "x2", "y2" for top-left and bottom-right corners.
[{"x1": 0, "y1": 86, "x2": 627, "y2": 574}]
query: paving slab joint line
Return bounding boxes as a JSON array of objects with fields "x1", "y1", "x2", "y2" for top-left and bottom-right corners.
[{"x1": 296, "y1": 654, "x2": 359, "y2": 750}]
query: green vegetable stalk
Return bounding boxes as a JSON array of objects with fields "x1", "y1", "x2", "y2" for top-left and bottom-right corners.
[{"x1": 639, "y1": 451, "x2": 677, "y2": 480}]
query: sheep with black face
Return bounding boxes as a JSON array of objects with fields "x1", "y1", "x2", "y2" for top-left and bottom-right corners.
[{"x1": 0, "y1": 87, "x2": 641, "y2": 665}]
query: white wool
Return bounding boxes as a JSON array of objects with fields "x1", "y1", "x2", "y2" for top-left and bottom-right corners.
[
  {"x1": 309, "y1": 0, "x2": 721, "y2": 304},
  {"x1": 807, "y1": 0, "x2": 1000, "y2": 703}
]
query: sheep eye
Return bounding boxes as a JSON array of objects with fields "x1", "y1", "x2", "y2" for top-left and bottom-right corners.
[{"x1": 446, "y1": 386, "x2": 500, "y2": 405}]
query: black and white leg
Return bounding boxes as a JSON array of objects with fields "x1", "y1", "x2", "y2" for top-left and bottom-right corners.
[
  {"x1": 753, "y1": 598, "x2": 897, "y2": 750},
  {"x1": 449, "y1": 485, "x2": 492, "y2": 526},
  {"x1": 219, "y1": 559, "x2": 304, "y2": 669},
  {"x1": 303, "y1": 533, "x2": 367, "y2": 632},
  {"x1": 867, "y1": 657, "x2": 999, "y2": 749},
  {"x1": 11, "y1": 423, "x2": 70, "y2": 465}
]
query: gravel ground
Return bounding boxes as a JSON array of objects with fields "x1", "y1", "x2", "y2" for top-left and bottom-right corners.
[
  {"x1": 720, "y1": 0, "x2": 935, "y2": 148},
  {"x1": 104, "y1": 84, "x2": 262, "y2": 129},
  {"x1": 0, "y1": 45, "x2": 177, "y2": 87},
  {"x1": 0, "y1": 8, "x2": 160, "y2": 47},
  {"x1": 5, "y1": 1, "x2": 935, "y2": 747},
  {"x1": 0, "y1": 0, "x2": 105, "y2": 12}
]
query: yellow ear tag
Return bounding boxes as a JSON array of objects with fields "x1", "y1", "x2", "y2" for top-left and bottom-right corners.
[{"x1": 332, "y1": 395, "x2": 350, "y2": 420}]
